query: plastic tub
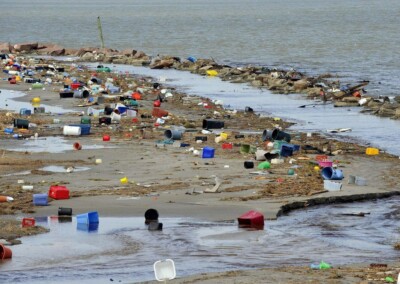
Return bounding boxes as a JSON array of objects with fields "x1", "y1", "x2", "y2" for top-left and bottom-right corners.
[
  {"x1": 324, "y1": 180, "x2": 342, "y2": 191},
  {"x1": 63, "y1": 125, "x2": 81, "y2": 136},
  {"x1": 76, "y1": 211, "x2": 99, "y2": 224}
]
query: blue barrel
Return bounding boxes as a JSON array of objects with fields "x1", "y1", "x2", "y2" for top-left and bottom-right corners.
[{"x1": 321, "y1": 167, "x2": 344, "y2": 180}]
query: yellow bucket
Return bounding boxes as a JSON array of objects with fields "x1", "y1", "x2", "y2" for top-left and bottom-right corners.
[
  {"x1": 120, "y1": 177, "x2": 128, "y2": 184},
  {"x1": 32, "y1": 97, "x2": 41, "y2": 104},
  {"x1": 220, "y1": 132, "x2": 228, "y2": 140},
  {"x1": 206, "y1": 70, "x2": 218, "y2": 76},
  {"x1": 15, "y1": 76, "x2": 21, "y2": 82},
  {"x1": 366, "y1": 147, "x2": 379, "y2": 155}
]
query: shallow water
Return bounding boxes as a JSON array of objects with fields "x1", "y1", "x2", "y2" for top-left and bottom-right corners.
[
  {"x1": 91, "y1": 63, "x2": 400, "y2": 155},
  {"x1": 1, "y1": 136, "x2": 114, "y2": 153},
  {"x1": 1, "y1": 196, "x2": 398, "y2": 283},
  {"x1": 40, "y1": 165, "x2": 91, "y2": 173},
  {"x1": 0, "y1": 89, "x2": 73, "y2": 114}
]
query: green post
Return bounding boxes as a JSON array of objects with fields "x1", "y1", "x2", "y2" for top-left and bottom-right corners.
[{"x1": 97, "y1": 16, "x2": 105, "y2": 48}]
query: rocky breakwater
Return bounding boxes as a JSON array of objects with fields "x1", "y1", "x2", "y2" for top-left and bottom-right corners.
[{"x1": 1, "y1": 41, "x2": 400, "y2": 120}]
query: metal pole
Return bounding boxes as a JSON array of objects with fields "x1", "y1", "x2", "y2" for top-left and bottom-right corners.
[{"x1": 97, "y1": 16, "x2": 105, "y2": 48}]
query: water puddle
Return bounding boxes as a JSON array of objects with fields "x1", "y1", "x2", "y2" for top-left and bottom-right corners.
[
  {"x1": 1, "y1": 170, "x2": 31, "y2": 177},
  {"x1": 40, "y1": 165, "x2": 91, "y2": 173},
  {"x1": 1, "y1": 196, "x2": 398, "y2": 283},
  {"x1": 0, "y1": 89, "x2": 74, "y2": 114},
  {"x1": 1, "y1": 136, "x2": 115, "y2": 153},
  {"x1": 87, "y1": 63, "x2": 400, "y2": 155}
]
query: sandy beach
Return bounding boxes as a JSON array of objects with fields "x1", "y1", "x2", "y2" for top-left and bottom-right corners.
[{"x1": 1, "y1": 56, "x2": 399, "y2": 283}]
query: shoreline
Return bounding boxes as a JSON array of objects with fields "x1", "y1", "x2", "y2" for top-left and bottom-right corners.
[{"x1": 1, "y1": 53, "x2": 400, "y2": 283}]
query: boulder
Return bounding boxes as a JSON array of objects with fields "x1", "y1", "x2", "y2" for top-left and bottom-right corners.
[
  {"x1": 150, "y1": 59, "x2": 174, "y2": 69},
  {"x1": 121, "y1": 49, "x2": 137, "y2": 57},
  {"x1": 37, "y1": 44, "x2": 65, "y2": 56},
  {"x1": 64, "y1": 48, "x2": 79, "y2": 56},
  {"x1": 81, "y1": 52, "x2": 94, "y2": 60},
  {"x1": 342, "y1": 96, "x2": 359, "y2": 102},
  {"x1": 76, "y1": 47, "x2": 98, "y2": 57},
  {"x1": 0, "y1": 42, "x2": 11, "y2": 53},
  {"x1": 133, "y1": 51, "x2": 146, "y2": 59},
  {"x1": 293, "y1": 79, "x2": 309, "y2": 91},
  {"x1": 13, "y1": 42, "x2": 39, "y2": 52}
]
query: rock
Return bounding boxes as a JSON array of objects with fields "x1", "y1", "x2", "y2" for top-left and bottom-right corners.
[
  {"x1": 0, "y1": 42, "x2": 11, "y2": 53},
  {"x1": 378, "y1": 103, "x2": 397, "y2": 117},
  {"x1": 293, "y1": 79, "x2": 310, "y2": 91},
  {"x1": 342, "y1": 96, "x2": 360, "y2": 102},
  {"x1": 13, "y1": 42, "x2": 39, "y2": 52},
  {"x1": 112, "y1": 57, "x2": 129, "y2": 64},
  {"x1": 251, "y1": 80, "x2": 263, "y2": 87},
  {"x1": 121, "y1": 49, "x2": 137, "y2": 57},
  {"x1": 334, "y1": 101, "x2": 360, "y2": 107},
  {"x1": 76, "y1": 47, "x2": 98, "y2": 57},
  {"x1": 81, "y1": 52, "x2": 94, "y2": 60},
  {"x1": 37, "y1": 44, "x2": 65, "y2": 56},
  {"x1": 64, "y1": 48, "x2": 79, "y2": 56},
  {"x1": 150, "y1": 59, "x2": 174, "y2": 69},
  {"x1": 306, "y1": 87, "x2": 321, "y2": 97},
  {"x1": 133, "y1": 51, "x2": 146, "y2": 59}
]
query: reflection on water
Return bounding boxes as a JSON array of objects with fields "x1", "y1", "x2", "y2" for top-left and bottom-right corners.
[{"x1": 1, "y1": 196, "x2": 398, "y2": 284}]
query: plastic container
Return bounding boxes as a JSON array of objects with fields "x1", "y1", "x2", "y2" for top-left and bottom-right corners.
[
  {"x1": 280, "y1": 144, "x2": 295, "y2": 157},
  {"x1": 366, "y1": 147, "x2": 379, "y2": 155},
  {"x1": 102, "y1": 135, "x2": 110, "y2": 141},
  {"x1": 240, "y1": 144, "x2": 250, "y2": 154},
  {"x1": 4, "y1": 128, "x2": 13, "y2": 134},
  {"x1": 33, "y1": 193, "x2": 48, "y2": 206},
  {"x1": 59, "y1": 91, "x2": 74, "y2": 98},
  {"x1": 324, "y1": 180, "x2": 342, "y2": 191},
  {"x1": 257, "y1": 161, "x2": 271, "y2": 169},
  {"x1": 49, "y1": 185, "x2": 70, "y2": 200},
  {"x1": 318, "y1": 160, "x2": 333, "y2": 168},
  {"x1": 152, "y1": 107, "x2": 168, "y2": 118},
  {"x1": 187, "y1": 56, "x2": 197, "y2": 63},
  {"x1": 164, "y1": 129, "x2": 182, "y2": 140},
  {"x1": 34, "y1": 107, "x2": 45, "y2": 114},
  {"x1": 120, "y1": 177, "x2": 128, "y2": 184},
  {"x1": 202, "y1": 119, "x2": 224, "y2": 129},
  {"x1": 355, "y1": 176, "x2": 367, "y2": 186},
  {"x1": 22, "y1": 217, "x2": 35, "y2": 227},
  {"x1": 63, "y1": 125, "x2": 81, "y2": 136},
  {"x1": 70, "y1": 82, "x2": 81, "y2": 90},
  {"x1": 14, "y1": 118, "x2": 29, "y2": 129},
  {"x1": 321, "y1": 167, "x2": 344, "y2": 180},
  {"x1": 58, "y1": 207, "x2": 72, "y2": 216},
  {"x1": 19, "y1": 108, "x2": 32, "y2": 115},
  {"x1": 154, "y1": 259, "x2": 176, "y2": 281},
  {"x1": 73, "y1": 89, "x2": 90, "y2": 98},
  {"x1": 76, "y1": 211, "x2": 99, "y2": 224},
  {"x1": 99, "y1": 117, "x2": 111, "y2": 125},
  {"x1": 222, "y1": 143, "x2": 233, "y2": 149},
  {"x1": 195, "y1": 136, "x2": 207, "y2": 142},
  {"x1": 0, "y1": 244, "x2": 12, "y2": 260},
  {"x1": 244, "y1": 161, "x2": 254, "y2": 169},
  {"x1": 238, "y1": 210, "x2": 264, "y2": 229},
  {"x1": 77, "y1": 222, "x2": 99, "y2": 232},
  {"x1": 80, "y1": 117, "x2": 91, "y2": 124},
  {"x1": 271, "y1": 129, "x2": 291, "y2": 142},
  {"x1": 202, "y1": 147, "x2": 215, "y2": 158},
  {"x1": 262, "y1": 129, "x2": 273, "y2": 142},
  {"x1": 69, "y1": 124, "x2": 91, "y2": 135}
]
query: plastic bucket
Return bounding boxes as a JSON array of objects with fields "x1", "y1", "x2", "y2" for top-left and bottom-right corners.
[
  {"x1": 262, "y1": 129, "x2": 273, "y2": 142},
  {"x1": 202, "y1": 119, "x2": 224, "y2": 129},
  {"x1": 240, "y1": 144, "x2": 250, "y2": 154},
  {"x1": 34, "y1": 107, "x2": 45, "y2": 114},
  {"x1": 255, "y1": 150, "x2": 267, "y2": 161},
  {"x1": 202, "y1": 147, "x2": 215, "y2": 158},
  {"x1": 280, "y1": 144, "x2": 295, "y2": 157},
  {"x1": 80, "y1": 117, "x2": 91, "y2": 124},
  {"x1": 19, "y1": 108, "x2": 32, "y2": 115},
  {"x1": 164, "y1": 129, "x2": 182, "y2": 140},
  {"x1": 73, "y1": 89, "x2": 90, "y2": 99},
  {"x1": 58, "y1": 207, "x2": 72, "y2": 216},
  {"x1": 103, "y1": 135, "x2": 110, "y2": 141},
  {"x1": 321, "y1": 167, "x2": 344, "y2": 180},
  {"x1": 144, "y1": 208, "x2": 159, "y2": 224},
  {"x1": 14, "y1": 119, "x2": 29, "y2": 129},
  {"x1": 271, "y1": 129, "x2": 291, "y2": 142},
  {"x1": 244, "y1": 161, "x2": 254, "y2": 169},
  {"x1": 76, "y1": 211, "x2": 99, "y2": 224},
  {"x1": 63, "y1": 125, "x2": 81, "y2": 136},
  {"x1": 73, "y1": 142, "x2": 82, "y2": 150},
  {"x1": 324, "y1": 180, "x2": 342, "y2": 191},
  {"x1": 0, "y1": 244, "x2": 12, "y2": 260}
]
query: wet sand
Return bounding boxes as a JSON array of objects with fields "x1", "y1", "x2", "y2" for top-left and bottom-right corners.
[{"x1": 1, "y1": 58, "x2": 400, "y2": 283}]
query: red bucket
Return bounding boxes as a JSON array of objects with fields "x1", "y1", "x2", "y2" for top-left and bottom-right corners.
[
  {"x1": 22, "y1": 217, "x2": 35, "y2": 227},
  {"x1": 0, "y1": 244, "x2": 12, "y2": 260}
]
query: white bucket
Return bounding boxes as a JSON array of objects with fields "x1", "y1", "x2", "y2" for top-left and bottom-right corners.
[
  {"x1": 111, "y1": 112, "x2": 121, "y2": 122},
  {"x1": 355, "y1": 176, "x2": 367, "y2": 186},
  {"x1": 255, "y1": 150, "x2": 267, "y2": 161},
  {"x1": 63, "y1": 125, "x2": 81, "y2": 136},
  {"x1": 126, "y1": 109, "x2": 137, "y2": 117},
  {"x1": 324, "y1": 180, "x2": 342, "y2": 191}
]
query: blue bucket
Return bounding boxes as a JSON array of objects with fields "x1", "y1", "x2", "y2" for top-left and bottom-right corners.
[
  {"x1": 187, "y1": 56, "x2": 197, "y2": 63},
  {"x1": 117, "y1": 106, "x2": 128, "y2": 114},
  {"x1": 77, "y1": 223, "x2": 99, "y2": 232},
  {"x1": 76, "y1": 211, "x2": 99, "y2": 224},
  {"x1": 202, "y1": 147, "x2": 215, "y2": 158},
  {"x1": 321, "y1": 167, "x2": 344, "y2": 180},
  {"x1": 33, "y1": 193, "x2": 48, "y2": 206},
  {"x1": 280, "y1": 144, "x2": 295, "y2": 157}
]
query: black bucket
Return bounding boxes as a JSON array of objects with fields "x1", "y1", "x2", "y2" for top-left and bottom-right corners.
[
  {"x1": 262, "y1": 129, "x2": 273, "y2": 141},
  {"x1": 59, "y1": 91, "x2": 74, "y2": 98},
  {"x1": 145, "y1": 208, "x2": 159, "y2": 224},
  {"x1": 244, "y1": 161, "x2": 254, "y2": 169},
  {"x1": 271, "y1": 129, "x2": 291, "y2": 142},
  {"x1": 148, "y1": 221, "x2": 163, "y2": 231},
  {"x1": 73, "y1": 89, "x2": 90, "y2": 98},
  {"x1": 104, "y1": 106, "x2": 113, "y2": 115},
  {"x1": 58, "y1": 207, "x2": 72, "y2": 216},
  {"x1": 202, "y1": 119, "x2": 224, "y2": 129},
  {"x1": 14, "y1": 119, "x2": 29, "y2": 129},
  {"x1": 195, "y1": 136, "x2": 207, "y2": 142},
  {"x1": 99, "y1": 117, "x2": 112, "y2": 125}
]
